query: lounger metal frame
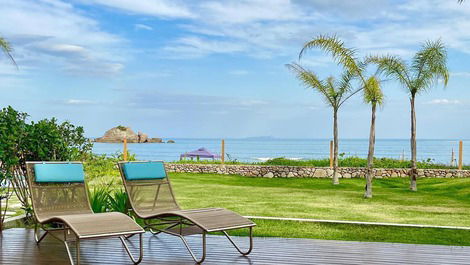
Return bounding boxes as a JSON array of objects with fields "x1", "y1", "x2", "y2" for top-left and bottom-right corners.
[
  {"x1": 142, "y1": 216, "x2": 253, "y2": 263},
  {"x1": 118, "y1": 161, "x2": 254, "y2": 263},
  {"x1": 27, "y1": 161, "x2": 144, "y2": 265}
]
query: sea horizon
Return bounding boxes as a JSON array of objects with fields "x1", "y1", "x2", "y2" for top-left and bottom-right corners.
[
  {"x1": 89, "y1": 137, "x2": 470, "y2": 141},
  {"x1": 92, "y1": 138, "x2": 468, "y2": 164}
]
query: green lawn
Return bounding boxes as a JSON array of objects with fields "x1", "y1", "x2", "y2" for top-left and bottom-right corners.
[{"x1": 169, "y1": 173, "x2": 470, "y2": 246}]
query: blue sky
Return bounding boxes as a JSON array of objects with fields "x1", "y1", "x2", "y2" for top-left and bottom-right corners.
[{"x1": 1, "y1": 0, "x2": 470, "y2": 139}]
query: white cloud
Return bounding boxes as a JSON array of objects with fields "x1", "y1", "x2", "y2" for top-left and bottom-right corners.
[
  {"x1": 168, "y1": 0, "x2": 470, "y2": 60},
  {"x1": 200, "y1": 0, "x2": 306, "y2": 24},
  {"x1": 61, "y1": 0, "x2": 470, "y2": 61},
  {"x1": 163, "y1": 36, "x2": 247, "y2": 58},
  {"x1": 426, "y1": 99, "x2": 462, "y2": 105},
  {"x1": 81, "y1": 0, "x2": 194, "y2": 18},
  {"x1": 66, "y1": 99, "x2": 98, "y2": 105},
  {"x1": 4, "y1": 0, "x2": 470, "y2": 73},
  {"x1": 0, "y1": 0, "x2": 125, "y2": 76},
  {"x1": 134, "y1": 23, "x2": 153, "y2": 31}
]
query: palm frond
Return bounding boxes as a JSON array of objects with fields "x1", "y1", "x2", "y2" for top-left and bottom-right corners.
[
  {"x1": 412, "y1": 39, "x2": 449, "y2": 94},
  {"x1": 286, "y1": 63, "x2": 335, "y2": 107},
  {"x1": 366, "y1": 55, "x2": 412, "y2": 91},
  {"x1": 337, "y1": 70, "x2": 361, "y2": 107},
  {"x1": 0, "y1": 36, "x2": 17, "y2": 67},
  {"x1": 363, "y1": 76, "x2": 384, "y2": 106},
  {"x1": 300, "y1": 34, "x2": 363, "y2": 79},
  {"x1": 338, "y1": 70, "x2": 354, "y2": 94}
]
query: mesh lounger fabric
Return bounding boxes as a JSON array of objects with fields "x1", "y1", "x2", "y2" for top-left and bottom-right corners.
[
  {"x1": 119, "y1": 161, "x2": 255, "y2": 232},
  {"x1": 46, "y1": 212, "x2": 143, "y2": 238},
  {"x1": 27, "y1": 162, "x2": 144, "y2": 238},
  {"x1": 155, "y1": 208, "x2": 255, "y2": 232}
]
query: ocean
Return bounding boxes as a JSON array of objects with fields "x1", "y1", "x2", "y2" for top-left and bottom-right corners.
[{"x1": 92, "y1": 138, "x2": 468, "y2": 165}]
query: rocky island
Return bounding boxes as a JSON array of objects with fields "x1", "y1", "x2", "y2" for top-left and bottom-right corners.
[{"x1": 94, "y1": 126, "x2": 174, "y2": 143}]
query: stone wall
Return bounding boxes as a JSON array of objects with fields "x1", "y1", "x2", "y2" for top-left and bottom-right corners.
[{"x1": 166, "y1": 163, "x2": 470, "y2": 178}]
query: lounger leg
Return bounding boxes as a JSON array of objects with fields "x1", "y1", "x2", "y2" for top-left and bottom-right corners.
[
  {"x1": 119, "y1": 233, "x2": 144, "y2": 264},
  {"x1": 63, "y1": 238, "x2": 79, "y2": 265},
  {"x1": 222, "y1": 226, "x2": 254, "y2": 255},
  {"x1": 34, "y1": 223, "x2": 48, "y2": 244},
  {"x1": 62, "y1": 225, "x2": 80, "y2": 265},
  {"x1": 159, "y1": 229, "x2": 207, "y2": 263},
  {"x1": 178, "y1": 231, "x2": 206, "y2": 264},
  {"x1": 76, "y1": 238, "x2": 80, "y2": 264}
]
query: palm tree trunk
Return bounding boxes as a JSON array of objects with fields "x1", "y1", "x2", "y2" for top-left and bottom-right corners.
[
  {"x1": 410, "y1": 95, "x2": 418, "y2": 191},
  {"x1": 364, "y1": 104, "x2": 376, "y2": 198},
  {"x1": 332, "y1": 109, "x2": 339, "y2": 185}
]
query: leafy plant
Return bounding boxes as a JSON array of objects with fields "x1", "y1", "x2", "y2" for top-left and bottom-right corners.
[
  {"x1": 82, "y1": 152, "x2": 136, "y2": 186},
  {"x1": 87, "y1": 185, "x2": 129, "y2": 215},
  {"x1": 0, "y1": 106, "x2": 92, "y2": 226},
  {"x1": 0, "y1": 107, "x2": 27, "y2": 230},
  {"x1": 176, "y1": 156, "x2": 468, "y2": 170},
  {"x1": 108, "y1": 189, "x2": 129, "y2": 214},
  {"x1": 88, "y1": 185, "x2": 111, "y2": 213}
]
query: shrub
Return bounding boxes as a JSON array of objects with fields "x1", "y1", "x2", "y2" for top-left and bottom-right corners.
[
  {"x1": 173, "y1": 156, "x2": 467, "y2": 169},
  {"x1": 0, "y1": 107, "x2": 27, "y2": 229},
  {"x1": 108, "y1": 189, "x2": 129, "y2": 214},
  {"x1": 83, "y1": 152, "x2": 135, "y2": 186},
  {"x1": 88, "y1": 185, "x2": 129, "y2": 214},
  {"x1": 88, "y1": 185, "x2": 110, "y2": 213},
  {"x1": 0, "y1": 106, "x2": 92, "y2": 226}
]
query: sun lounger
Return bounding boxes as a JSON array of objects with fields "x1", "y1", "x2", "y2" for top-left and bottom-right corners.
[
  {"x1": 26, "y1": 161, "x2": 144, "y2": 265},
  {"x1": 118, "y1": 161, "x2": 255, "y2": 263}
]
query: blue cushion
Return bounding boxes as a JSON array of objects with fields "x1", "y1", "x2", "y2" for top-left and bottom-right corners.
[
  {"x1": 122, "y1": 162, "x2": 167, "y2": 180},
  {"x1": 34, "y1": 163, "x2": 85, "y2": 183}
]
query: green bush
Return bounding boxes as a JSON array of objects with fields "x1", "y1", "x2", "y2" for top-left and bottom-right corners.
[
  {"x1": 88, "y1": 185, "x2": 129, "y2": 214},
  {"x1": 82, "y1": 152, "x2": 136, "y2": 186},
  {"x1": 88, "y1": 185, "x2": 110, "y2": 213},
  {"x1": 173, "y1": 156, "x2": 468, "y2": 170},
  {"x1": 108, "y1": 189, "x2": 129, "y2": 214},
  {"x1": 0, "y1": 106, "x2": 92, "y2": 224}
]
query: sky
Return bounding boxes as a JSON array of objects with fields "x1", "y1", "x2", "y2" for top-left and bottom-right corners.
[{"x1": 1, "y1": 0, "x2": 470, "y2": 139}]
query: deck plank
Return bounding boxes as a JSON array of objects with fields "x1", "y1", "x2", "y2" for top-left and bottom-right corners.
[{"x1": 1, "y1": 228, "x2": 469, "y2": 264}]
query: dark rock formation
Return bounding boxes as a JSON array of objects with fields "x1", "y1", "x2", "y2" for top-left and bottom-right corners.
[{"x1": 94, "y1": 126, "x2": 170, "y2": 143}]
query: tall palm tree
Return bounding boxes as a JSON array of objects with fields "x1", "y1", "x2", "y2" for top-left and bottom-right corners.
[
  {"x1": 0, "y1": 36, "x2": 16, "y2": 66},
  {"x1": 367, "y1": 40, "x2": 449, "y2": 191},
  {"x1": 298, "y1": 35, "x2": 367, "y2": 184},
  {"x1": 363, "y1": 76, "x2": 384, "y2": 198},
  {"x1": 286, "y1": 63, "x2": 360, "y2": 184}
]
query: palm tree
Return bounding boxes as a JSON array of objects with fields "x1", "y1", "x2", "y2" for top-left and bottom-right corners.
[
  {"x1": 363, "y1": 76, "x2": 384, "y2": 198},
  {"x1": 286, "y1": 63, "x2": 360, "y2": 184},
  {"x1": 0, "y1": 36, "x2": 16, "y2": 66},
  {"x1": 298, "y1": 35, "x2": 367, "y2": 184},
  {"x1": 367, "y1": 40, "x2": 449, "y2": 191}
]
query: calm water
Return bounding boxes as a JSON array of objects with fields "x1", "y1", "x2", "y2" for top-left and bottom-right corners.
[{"x1": 92, "y1": 139, "x2": 468, "y2": 165}]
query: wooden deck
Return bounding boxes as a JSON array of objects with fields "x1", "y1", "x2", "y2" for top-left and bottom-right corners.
[{"x1": 1, "y1": 228, "x2": 470, "y2": 264}]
